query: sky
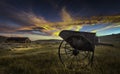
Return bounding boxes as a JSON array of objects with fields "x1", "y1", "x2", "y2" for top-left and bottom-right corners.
[{"x1": 0, "y1": 0, "x2": 120, "y2": 40}]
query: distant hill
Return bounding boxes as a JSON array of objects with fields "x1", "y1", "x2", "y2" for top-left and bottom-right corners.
[
  {"x1": 34, "y1": 39, "x2": 62, "y2": 44},
  {"x1": 98, "y1": 33, "x2": 120, "y2": 47},
  {"x1": 99, "y1": 33, "x2": 120, "y2": 42}
]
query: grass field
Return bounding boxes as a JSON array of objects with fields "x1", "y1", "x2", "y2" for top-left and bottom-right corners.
[{"x1": 0, "y1": 42, "x2": 120, "y2": 74}]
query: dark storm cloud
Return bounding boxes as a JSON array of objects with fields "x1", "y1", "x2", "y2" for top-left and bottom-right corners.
[
  {"x1": 0, "y1": 0, "x2": 48, "y2": 34},
  {"x1": 0, "y1": 23, "x2": 18, "y2": 32},
  {"x1": 0, "y1": 2, "x2": 33, "y2": 26}
]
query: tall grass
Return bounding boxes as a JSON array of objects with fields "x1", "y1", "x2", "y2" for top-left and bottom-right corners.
[{"x1": 0, "y1": 43, "x2": 120, "y2": 74}]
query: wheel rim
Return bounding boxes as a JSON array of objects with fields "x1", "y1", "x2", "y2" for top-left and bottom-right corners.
[{"x1": 58, "y1": 40, "x2": 94, "y2": 69}]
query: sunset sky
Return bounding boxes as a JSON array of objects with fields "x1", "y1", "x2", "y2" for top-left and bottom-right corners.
[{"x1": 0, "y1": 0, "x2": 120, "y2": 40}]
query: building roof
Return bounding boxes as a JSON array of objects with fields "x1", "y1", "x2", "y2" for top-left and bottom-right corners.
[
  {"x1": 6, "y1": 37, "x2": 30, "y2": 43},
  {"x1": 0, "y1": 36, "x2": 7, "y2": 43}
]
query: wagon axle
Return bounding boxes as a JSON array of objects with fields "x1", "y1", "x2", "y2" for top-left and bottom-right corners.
[{"x1": 72, "y1": 49, "x2": 79, "y2": 56}]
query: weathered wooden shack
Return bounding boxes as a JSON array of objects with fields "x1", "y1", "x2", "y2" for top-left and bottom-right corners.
[
  {"x1": 0, "y1": 36, "x2": 7, "y2": 43},
  {"x1": 5, "y1": 37, "x2": 31, "y2": 43}
]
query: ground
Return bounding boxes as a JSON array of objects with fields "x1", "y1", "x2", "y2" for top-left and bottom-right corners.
[{"x1": 0, "y1": 42, "x2": 120, "y2": 74}]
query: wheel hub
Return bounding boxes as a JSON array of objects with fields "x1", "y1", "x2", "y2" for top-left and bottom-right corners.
[{"x1": 72, "y1": 49, "x2": 79, "y2": 56}]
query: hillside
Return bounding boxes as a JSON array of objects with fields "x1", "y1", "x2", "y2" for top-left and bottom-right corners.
[{"x1": 98, "y1": 33, "x2": 120, "y2": 47}]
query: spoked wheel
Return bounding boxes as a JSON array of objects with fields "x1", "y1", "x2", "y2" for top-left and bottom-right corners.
[{"x1": 58, "y1": 40, "x2": 94, "y2": 69}]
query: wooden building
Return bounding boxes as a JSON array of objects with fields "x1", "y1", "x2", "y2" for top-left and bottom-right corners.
[
  {"x1": 0, "y1": 36, "x2": 7, "y2": 43},
  {"x1": 5, "y1": 37, "x2": 31, "y2": 43}
]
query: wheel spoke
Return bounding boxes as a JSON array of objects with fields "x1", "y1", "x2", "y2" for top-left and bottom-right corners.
[{"x1": 58, "y1": 40, "x2": 94, "y2": 69}]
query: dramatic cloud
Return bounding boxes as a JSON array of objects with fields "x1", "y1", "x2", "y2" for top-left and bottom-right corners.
[
  {"x1": 0, "y1": 0, "x2": 120, "y2": 40},
  {"x1": 61, "y1": 7, "x2": 73, "y2": 22}
]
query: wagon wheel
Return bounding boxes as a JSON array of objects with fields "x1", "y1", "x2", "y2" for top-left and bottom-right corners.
[{"x1": 58, "y1": 40, "x2": 94, "y2": 69}]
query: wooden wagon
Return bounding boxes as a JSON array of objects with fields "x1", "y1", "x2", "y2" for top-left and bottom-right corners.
[{"x1": 58, "y1": 30, "x2": 96, "y2": 68}]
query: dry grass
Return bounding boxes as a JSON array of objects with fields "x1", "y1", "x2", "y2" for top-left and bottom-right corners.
[{"x1": 0, "y1": 42, "x2": 120, "y2": 74}]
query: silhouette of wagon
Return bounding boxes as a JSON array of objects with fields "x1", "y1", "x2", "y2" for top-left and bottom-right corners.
[{"x1": 58, "y1": 30, "x2": 96, "y2": 68}]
